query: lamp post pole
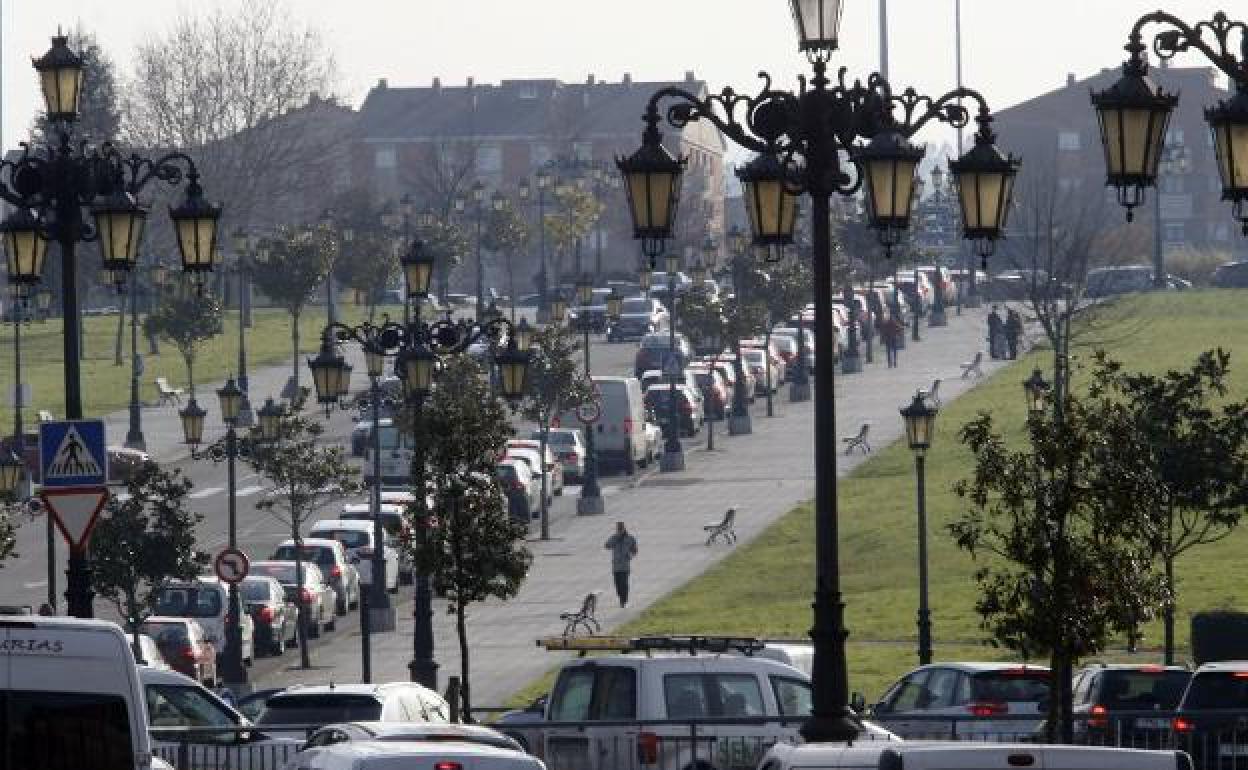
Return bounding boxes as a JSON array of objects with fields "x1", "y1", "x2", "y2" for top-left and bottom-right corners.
[
  {"x1": 221, "y1": 409, "x2": 248, "y2": 688},
  {"x1": 659, "y1": 262, "x2": 685, "y2": 472},
  {"x1": 575, "y1": 285, "x2": 605, "y2": 514},
  {"x1": 726, "y1": 237, "x2": 753, "y2": 434},
  {"x1": 914, "y1": 448, "x2": 932, "y2": 664},
  {"x1": 618, "y1": 5, "x2": 1017, "y2": 739},
  {"x1": 124, "y1": 268, "x2": 146, "y2": 450},
  {"x1": 231, "y1": 238, "x2": 255, "y2": 426}
]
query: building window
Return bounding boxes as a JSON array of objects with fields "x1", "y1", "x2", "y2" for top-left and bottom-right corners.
[
  {"x1": 476, "y1": 144, "x2": 503, "y2": 174},
  {"x1": 374, "y1": 147, "x2": 397, "y2": 170},
  {"x1": 1160, "y1": 176, "x2": 1184, "y2": 194},
  {"x1": 518, "y1": 84, "x2": 538, "y2": 100},
  {"x1": 573, "y1": 141, "x2": 593, "y2": 162},
  {"x1": 1163, "y1": 222, "x2": 1184, "y2": 243},
  {"x1": 1166, "y1": 127, "x2": 1185, "y2": 146},
  {"x1": 532, "y1": 143, "x2": 553, "y2": 169},
  {"x1": 1058, "y1": 131, "x2": 1081, "y2": 151}
]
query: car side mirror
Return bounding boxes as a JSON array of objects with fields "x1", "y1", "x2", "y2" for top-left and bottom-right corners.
[{"x1": 850, "y1": 692, "x2": 866, "y2": 714}]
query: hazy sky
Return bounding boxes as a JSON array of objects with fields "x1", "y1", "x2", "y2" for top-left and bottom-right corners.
[{"x1": 2, "y1": 0, "x2": 1237, "y2": 154}]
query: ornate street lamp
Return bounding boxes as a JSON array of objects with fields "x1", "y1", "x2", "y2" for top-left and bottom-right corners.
[
  {"x1": 788, "y1": 0, "x2": 844, "y2": 53},
  {"x1": 1207, "y1": 89, "x2": 1248, "y2": 234},
  {"x1": 637, "y1": 269, "x2": 652, "y2": 293},
  {"x1": 402, "y1": 238, "x2": 436, "y2": 298},
  {"x1": 0, "y1": 451, "x2": 23, "y2": 500},
  {"x1": 549, "y1": 295, "x2": 568, "y2": 325},
  {"x1": 737, "y1": 154, "x2": 799, "y2": 255},
  {"x1": 618, "y1": 9, "x2": 1016, "y2": 739},
  {"x1": 91, "y1": 191, "x2": 147, "y2": 273},
  {"x1": 1023, "y1": 368, "x2": 1051, "y2": 417},
  {"x1": 606, "y1": 289, "x2": 624, "y2": 322},
  {"x1": 178, "y1": 398, "x2": 207, "y2": 451},
  {"x1": 949, "y1": 111, "x2": 1021, "y2": 262},
  {"x1": 495, "y1": 343, "x2": 529, "y2": 401},
  {"x1": 307, "y1": 334, "x2": 349, "y2": 415},
  {"x1": 33, "y1": 34, "x2": 84, "y2": 121},
  {"x1": 2, "y1": 209, "x2": 49, "y2": 293},
  {"x1": 397, "y1": 344, "x2": 437, "y2": 402},
  {"x1": 689, "y1": 261, "x2": 707, "y2": 287},
  {"x1": 900, "y1": 391, "x2": 939, "y2": 666},
  {"x1": 513, "y1": 318, "x2": 534, "y2": 351},
  {"x1": 617, "y1": 123, "x2": 687, "y2": 261},
  {"x1": 256, "y1": 398, "x2": 285, "y2": 443}
]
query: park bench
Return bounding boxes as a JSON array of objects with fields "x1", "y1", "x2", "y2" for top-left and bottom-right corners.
[
  {"x1": 36, "y1": 410, "x2": 54, "y2": 423},
  {"x1": 960, "y1": 351, "x2": 985, "y2": 379},
  {"x1": 559, "y1": 591, "x2": 602, "y2": 637},
  {"x1": 842, "y1": 423, "x2": 871, "y2": 455},
  {"x1": 703, "y1": 507, "x2": 738, "y2": 546},
  {"x1": 154, "y1": 377, "x2": 185, "y2": 406},
  {"x1": 920, "y1": 378, "x2": 942, "y2": 408}
]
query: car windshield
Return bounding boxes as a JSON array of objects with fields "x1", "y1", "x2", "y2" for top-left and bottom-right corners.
[
  {"x1": 155, "y1": 586, "x2": 221, "y2": 618},
  {"x1": 272, "y1": 545, "x2": 335, "y2": 567},
  {"x1": 257, "y1": 694, "x2": 383, "y2": 725},
  {"x1": 1097, "y1": 670, "x2": 1189, "y2": 709},
  {"x1": 313, "y1": 529, "x2": 371, "y2": 549},
  {"x1": 971, "y1": 671, "x2": 1050, "y2": 703},
  {"x1": 542, "y1": 431, "x2": 578, "y2": 446},
  {"x1": 239, "y1": 580, "x2": 274, "y2": 601},
  {"x1": 621, "y1": 299, "x2": 651, "y2": 313},
  {"x1": 640, "y1": 335, "x2": 672, "y2": 348},
  {"x1": 1182, "y1": 673, "x2": 1248, "y2": 709}
]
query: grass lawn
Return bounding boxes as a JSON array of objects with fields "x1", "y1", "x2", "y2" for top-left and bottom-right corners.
[
  {"x1": 566, "y1": 291, "x2": 1248, "y2": 705},
  {"x1": 0, "y1": 302, "x2": 404, "y2": 431}
]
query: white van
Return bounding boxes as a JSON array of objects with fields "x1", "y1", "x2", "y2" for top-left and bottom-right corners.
[
  {"x1": 0, "y1": 616, "x2": 153, "y2": 770},
  {"x1": 556, "y1": 376, "x2": 647, "y2": 474},
  {"x1": 759, "y1": 741, "x2": 1192, "y2": 770},
  {"x1": 538, "y1": 636, "x2": 895, "y2": 770}
]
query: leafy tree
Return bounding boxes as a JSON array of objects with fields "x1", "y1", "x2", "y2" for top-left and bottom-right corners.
[
  {"x1": 1092, "y1": 349, "x2": 1248, "y2": 663},
  {"x1": 328, "y1": 189, "x2": 400, "y2": 322},
  {"x1": 419, "y1": 214, "x2": 470, "y2": 305},
  {"x1": 249, "y1": 226, "x2": 335, "y2": 392},
  {"x1": 544, "y1": 186, "x2": 601, "y2": 287},
  {"x1": 89, "y1": 462, "x2": 206, "y2": 657},
  {"x1": 950, "y1": 370, "x2": 1168, "y2": 742},
  {"x1": 483, "y1": 204, "x2": 530, "y2": 310},
  {"x1": 405, "y1": 357, "x2": 531, "y2": 716},
  {"x1": 145, "y1": 286, "x2": 224, "y2": 394},
  {"x1": 242, "y1": 415, "x2": 361, "y2": 668},
  {"x1": 521, "y1": 326, "x2": 595, "y2": 538}
]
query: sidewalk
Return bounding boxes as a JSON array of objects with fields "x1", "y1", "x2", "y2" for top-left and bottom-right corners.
[{"x1": 253, "y1": 306, "x2": 1012, "y2": 704}]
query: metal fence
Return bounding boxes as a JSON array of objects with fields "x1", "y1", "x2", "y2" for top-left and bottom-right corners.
[{"x1": 149, "y1": 711, "x2": 1248, "y2": 770}]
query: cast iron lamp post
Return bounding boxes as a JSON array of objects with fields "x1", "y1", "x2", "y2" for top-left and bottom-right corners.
[
  {"x1": 0, "y1": 450, "x2": 22, "y2": 501},
  {"x1": 178, "y1": 378, "x2": 248, "y2": 689},
  {"x1": 568, "y1": 274, "x2": 608, "y2": 515},
  {"x1": 119, "y1": 258, "x2": 169, "y2": 450},
  {"x1": 1094, "y1": 11, "x2": 1248, "y2": 237},
  {"x1": 229, "y1": 230, "x2": 265, "y2": 425},
  {"x1": 724, "y1": 227, "x2": 756, "y2": 433},
  {"x1": 518, "y1": 169, "x2": 554, "y2": 322},
  {"x1": 658, "y1": 251, "x2": 687, "y2": 472},
  {"x1": 454, "y1": 181, "x2": 491, "y2": 314},
  {"x1": 900, "y1": 391, "x2": 938, "y2": 665},
  {"x1": 617, "y1": 0, "x2": 1017, "y2": 740},
  {"x1": 1, "y1": 35, "x2": 223, "y2": 621}
]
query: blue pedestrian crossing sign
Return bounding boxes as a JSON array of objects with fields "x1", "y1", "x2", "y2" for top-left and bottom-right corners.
[{"x1": 39, "y1": 420, "x2": 108, "y2": 488}]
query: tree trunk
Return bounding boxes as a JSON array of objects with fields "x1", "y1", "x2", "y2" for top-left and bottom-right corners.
[
  {"x1": 1164, "y1": 552, "x2": 1176, "y2": 666},
  {"x1": 114, "y1": 292, "x2": 127, "y2": 366},
  {"x1": 294, "y1": 518, "x2": 311, "y2": 669},
  {"x1": 291, "y1": 311, "x2": 301, "y2": 390},
  {"x1": 184, "y1": 352, "x2": 196, "y2": 398},
  {"x1": 457, "y1": 599, "x2": 471, "y2": 720}
]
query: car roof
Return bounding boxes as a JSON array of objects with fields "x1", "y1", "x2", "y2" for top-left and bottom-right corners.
[
  {"x1": 560, "y1": 653, "x2": 805, "y2": 674},
  {"x1": 311, "y1": 520, "x2": 375, "y2": 533},
  {"x1": 912, "y1": 662, "x2": 1051, "y2": 674},
  {"x1": 301, "y1": 741, "x2": 521, "y2": 761},
  {"x1": 281, "y1": 682, "x2": 438, "y2": 698},
  {"x1": 142, "y1": 616, "x2": 198, "y2": 626},
  {"x1": 1194, "y1": 661, "x2": 1248, "y2": 673},
  {"x1": 277, "y1": 537, "x2": 341, "y2": 549},
  {"x1": 1078, "y1": 663, "x2": 1188, "y2": 672},
  {"x1": 319, "y1": 721, "x2": 521, "y2": 749}
]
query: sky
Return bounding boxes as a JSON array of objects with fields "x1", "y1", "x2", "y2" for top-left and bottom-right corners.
[{"x1": 1, "y1": 0, "x2": 1238, "y2": 156}]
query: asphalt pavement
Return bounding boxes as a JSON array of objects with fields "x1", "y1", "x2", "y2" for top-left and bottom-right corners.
[{"x1": 2, "y1": 306, "x2": 1015, "y2": 709}]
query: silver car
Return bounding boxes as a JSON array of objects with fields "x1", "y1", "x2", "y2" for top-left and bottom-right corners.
[
  {"x1": 249, "y1": 560, "x2": 337, "y2": 638},
  {"x1": 867, "y1": 662, "x2": 1051, "y2": 741}
]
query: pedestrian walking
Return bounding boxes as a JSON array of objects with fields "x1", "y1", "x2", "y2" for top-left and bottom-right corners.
[
  {"x1": 987, "y1": 305, "x2": 1004, "y2": 359},
  {"x1": 1005, "y1": 309, "x2": 1023, "y2": 360},
  {"x1": 882, "y1": 314, "x2": 904, "y2": 368},
  {"x1": 604, "y1": 521, "x2": 639, "y2": 607}
]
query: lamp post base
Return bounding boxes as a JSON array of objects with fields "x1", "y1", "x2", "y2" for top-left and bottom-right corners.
[
  {"x1": 408, "y1": 658, "x2": 440, "y2": 690},
  {"x1": 841, "y1": 352, "x2": 863, "y2": 374},
  {"x1": 370, "y1": 605, "x2": 397, "y2": 633},
  {"x1": 789, "y1": 381, "x2": 812, "y2": 402},
  {"x1": 928, "y1": 308, "x2": 948, "y2": 327},
  {"x1": 728, "y1": 414, "x2": 753, "y2": 435},
  {"x1": 659, "y1": 449, "x2": 685, "y2": 472},
  {"x1": 124, "y1": 431, "x2": 146, "y2": 451},
  {"x1": 576, "y1": 496, "x2": 605, "y2": 516},
  {"x1": 799, "y1": 713, "x2": 864, "y2": 744}
]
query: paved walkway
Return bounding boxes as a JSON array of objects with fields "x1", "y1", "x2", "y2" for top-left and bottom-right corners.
[{"x1": 248, "y1": 306, "x2": 1015, "y2": 705}]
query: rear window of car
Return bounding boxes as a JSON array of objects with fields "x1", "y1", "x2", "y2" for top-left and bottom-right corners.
[
  {"x1": 1181, "y1": 672, "x2": 1248, "y2": 709},
  {"x1": 549, "y1": 666, "x2": 636, "y2": 721},
  {"x1": 543, "y1": 431, "x2": 578, "y2": 446},
  {"x1": 313, "y1": 529, "x2": 371, "y2": 550},
  {"x1": 971, "y1": 671, "x2": 1050, "y2": 703},
  {"x1": 4, "y1": 691, "x2": 134, "y2": 770},
  {"x1": 155, "y1": 586, "x2": 222, "y2": 618},
  {"x1": 664, "y1": 673, "x2": 765, "y2": 718},
  {"x1": 640, "y1": 335, "x2": 672, "y2": 348},
  {"x1": 1096, "y1": 670, "x2": 1189, "y2": 709},
  {"x1": 257, "y1": 694, "x2": 383, "y2": 725},
  {"x1": 142, "y1": 622, "x2": 191, "y2": 647},
  {"x1": 272, "y1": 545, "x2": 335, "y2": 567},
  {"x1": 622, "y1": 299, "x2": 652, "y2": 313},
  {"x1": 251, "y1": 563, "x2": 296, "y2": 584},
  {"x1": 240, "y1": 579, "x2": 275, "y2": 601}
]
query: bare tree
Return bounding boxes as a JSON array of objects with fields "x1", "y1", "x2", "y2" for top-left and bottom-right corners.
[{"x1": 124, "y1": 2, "x2": 340, "y2": 234}]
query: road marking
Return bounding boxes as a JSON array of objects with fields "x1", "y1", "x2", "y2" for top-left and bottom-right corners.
[
  {"x1": 24, "y1": 581, "x2": 47, "y2": 589},
  {"x1": 235, "y1": 485, "x2": 266, "y2": 497},
  {"x1": 189, "y1": 487, "x2": 224, "y2": 499}
]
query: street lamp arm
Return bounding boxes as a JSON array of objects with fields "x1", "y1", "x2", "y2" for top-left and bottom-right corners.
[
  {"x1": 644, "y1": 82, "x2": 780, "y2": 155},
  {"x1": 114, "y1": 150, "x2": 204, "y2": 196},
  {"x1": 891, "y1": 87, "x2": 990, "y2": 139},
  {"x1": 1129, "y1": 10, "x2": 1248, "y2": 83}
]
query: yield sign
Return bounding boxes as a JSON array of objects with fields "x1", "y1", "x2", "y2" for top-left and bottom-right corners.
[{"x1": 41, "y1": 486, "x2": 110, "y2": 551}]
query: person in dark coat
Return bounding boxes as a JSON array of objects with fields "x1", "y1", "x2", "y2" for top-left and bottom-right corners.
[
  {"x1": 604, "y1": 522, "x2": 639, "y2": 607},
  {"x1": 882, "y1": 314, "x2": 904, "y2": 368},
  {"x1": 1005, "y1": 309, "x2": 1023, "y2": 360},
  {"x1": 987, "y1": 306, "x2": 1004, "y2": 359}
]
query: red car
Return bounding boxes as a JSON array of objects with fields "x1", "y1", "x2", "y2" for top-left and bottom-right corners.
[{"x1": 140, "y1": 616, "x2": 218, "y2": 686}]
